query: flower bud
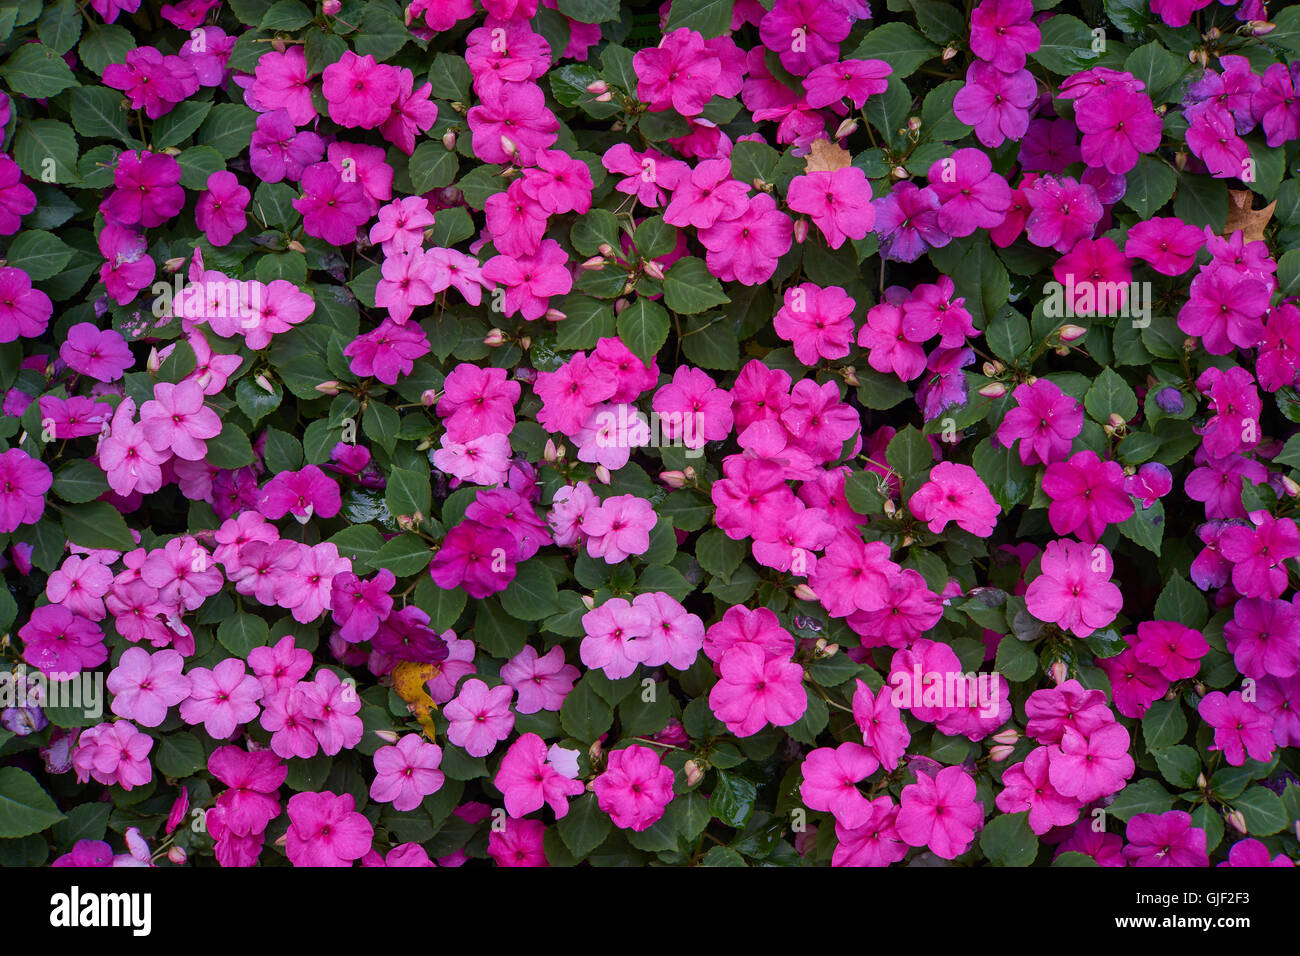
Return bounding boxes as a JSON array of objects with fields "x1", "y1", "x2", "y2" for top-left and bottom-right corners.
[
  {"x1": 890, "y1": 165, "x2": 910, "y2": 180},
  {"x1": 544, "y1": 309, "x2": 565, "y2": 322},
  {"x1": 501, "y1": 136, "x2": 518, "y2": 158},
  {"x1": 989, "y1": 744, "x2": 1016, "y2": 763},
  {"x1": 1248, "y1": 20, "x2": 1276, "y2": 36},
  {"x1": 518, "y1": 336, "x2": 531, "y2": 350},
  {"x1": 793, "y1": 583, "x2": 818, "y2": 602},
  {"x1": 484, "y1": 328, "x2": 507, "y2": 346},
  {"x1": 421, "y1": 389, "x2": 438, "y2": 407},
  {"x1": 314, "y1": 380, "x2": 340, "y2": 395},
  {"x1": 323, "y1": 0, "x2": 341, "y2": 14},
  {"x1": 287, "y1": 240, "x2": 306, "y2": 254},
  {"x1": 396, "y1": 514, "x2": 416, "y2": 532},
  {"x1": 588, "y1": 738, "x2": 603, "y2": 763},
  {"x1": 544, "y1": 439, "x2": 559, "y2": 463},
  {"x1": 1049, "y1": 661, "x2": 1068, "y2": 685},
  {"x1": 1154, "y1": 386, "x2": 1185, "y2": 414},
  {"x1": 167, "y1": 846, "x2": 188, "y2": 865},
  {"x1": 822, "y1": 643, "x2": 839, "y2": 657},
  {"x1": 684, "y1": 760, "x2": 704, "y2": 787},
  {"x1": 1194, "y1": 682, "x2": 1206, "y2": 697},
  {"x1": 147, "y1": 347, "x2": 163, "y2": 374},
  {"x1": 793, "y1": 218, "x2": 809, "y2": 243},
  {"x1": 1226, "y1": 809, "x2": 1248, "y2": 835},
  {"x1": 614, "y1": 297, "x2": 629, "y2": 315},
  {"x1": 977, "y1": 382, "x2": 1008, "y2": 398},
  {"x1": 660, "y1": 470, "x2": 688, "y2": 489},
  {"x1": 374, "y1": 729, "x2": 400, "y2": 744},
  {"x1": 682, "y1": 466, "x2": 696, "y2": 482},
  {"x1": 595, "y1": 465, "x2": 611, "y2": 485},
  {"x1": 581, "y1": 594, "x2": 596, "y2": 610},
  {"x1": 595, "y1": 91, "x2": 613, "y2": 102},
  {"x1": 643, "y1": 259, "x2": 665, "y2": 281},
  {"x1": 442, "y1": 130, "x2": 457, "y2": 151},
  {"x1": 1108, "y1": 413, "x2": 1126, "y2": 429},
  {"x1": 255, "y1": 373, "x2": 275, "y2": 394},
  {"x1": 839, "y1": 365, "x2": 859, "y2": 387},
  {"x1": 834, "y1": 117, "x2": 858, "y2": 140},
  {"x1": 1058, "y1": 324, "x2": 1087, "y2": 342},
  {"x1": 883, "y1": 498, "x2": 896, "y2": 516},
  {"x1": 581, "y1": 256, "x2": 606, "y2": 271},
  {"x1": 620, "y1": 279, "x2": 636, "y2": 297},
  {"x1": 992, "y1": 728, "x2": 1020, "y2": 746},
  {"x1": 271, "y1": 38, "x2": 286, "y2": 52},
  {"x1": 942, "y1": 45, "x2": 958, "y2": 61},
  {"x1": 163, "y1": 256, "x2": 187, "y2": 274},
  {"x1": 162, "y1": 146, "x2": 183, "y2": 157},
  {"x1": 1197, "y1": 773, "x2": 1208, "y2": 790},
  {"x1": 585, "y1": 79, "x2": 609, "y2": 95},
  {"x1": 598, "y1": 244, "x2": 615, "y2": 258},
  {"x1": 1283, "y1": 475, "x2": 1300, "y2": 498}
]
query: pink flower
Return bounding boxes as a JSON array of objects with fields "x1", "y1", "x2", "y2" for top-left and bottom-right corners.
[
  {"x1": 1024, "y1": 539, "x2": 1123, "y2": 638},
  {"x1": 208, "y1": 746, "x2": 287, "y2": 836},
  {"x1": 180, "y1": 658, "x2": 264, "y2": 739},
  {"x1": 581, "y1": 597, "x2": 652, "y2": 679},
  {"x1": 259, "y1": 465, "x2": 342, "y2": 524},
  {"x1": 467, "y1": 82, "x2": 559, "y2": 165},
  {"x1": 342, "y1": 319, "x2": 430, "y2": 385},
  {"x1": 380, "y1": 67, "x2": 438, "y2": 155},
  {"x1": 1023, "y1": 175, "x2": 1102, "y2": 252},
  {"x1": 520, "y1": 148, "x2": 593, "y2": 216},
  {"x1": 1042, "y1": 450, "x2": 1134, "y2": 542},
  {"x1": 196, "y1": 170, "x2": 250, "y2": 247},
  {"x1": 1199, "y1": 691, "x2": 1275, "y2": 766},
  {"x1": 1220, "y1": 838, "x2": 1295, "y2": 868},
  {"x1": 709, "y1": 642, "x2": 806, "y2": 737},
  {"x1": 0, "y1": 266, "x2": 52, "y2": 341},
  {"x1": 481, "y1": 240, "x2": 573, "y2": 321},
  {"x1": 249, "y1": 109, "x2": 324, "y2": 183},
  {"x1": 0, "y1": 448, "x2": 51, "y2": 534},
  {"x1": 927, "y1": 148, "x2": 1012, "y2": 238},
  {"x1": 634, "y1": 28, "x2": 721, "y2": 116},
  {"x1": 251, "y1": 46, "x2": 316, "y2": 126},
  {"x1": 652, "y1": 366, "x2": 734, "y2": 448},
  {"x1": 631, "y1": 591, "x2": 704, "y2": 671},
  {"x1": 584, "y1": 494, "x2": 658, "y2": 564},
  {"x1": 370, "y1": 196, "x2": 435, "y2": 256},
  {"x1": 909, "y1": 462, "x2": 1000, "y2": 537},
  {"x1": 1133, "y1": 620, "x2": 1208, "y2": 682},
  {"x1": 102, "y1": 150, "x2": 185, "y2": 229},
  {"x1": 370, "y1": 734, "x2": 445, "y2": 811},
  {"x1": 851, "y1": 679, "x2": 910, "y2": 770},
  {"x1": 443, "y1": 678, "x2": 514, "y2": 757},
  {"x1": 294, "y1": 162, "x2": 370, "y2": 246},
  {"x1": 809, "y1": 530, "x2": 901, "y2": 618},
  {"x1": 698, "y1": 192, "x2": 792, "y2": 286},
  {"x1": 969, "y1": 0, "x2": 1040, "y2": 72},
  {"x1": 500, "y1": 645, "x2": 579, "y2": 714},
  {"x1": 487, "y1": 817, "x2": 548, "y2": 867},
  {"x1": 787, "y1": 165, "x2": 876, "y2": 250},
  {"x1": 1076, "y1": 86, "x2": 1162, "y2": 174},
  {"x1": 1047, "y1": 722, "x2": 1135, "y2": 803},
  {"x1": 429, "y1": 520, "x2": 518, "y2": 599},
  {"x1": 0, "y1": 154, "x2": 33, "y2": 235},
  {"x1": 46, "y1": 555, "x2": 114, "y2": 622},
  {"x1": 1224, "y1": 597, "x2": 1300, "y2": 681},
  {"x1": 72, "y1": 721, "x2": 153, "y2": 790},
  {"x1": 953, "y1": 62, "x2": 1036, "y2": 147},
  {"x1": 803, "y1": 58, "x2": 891, "y2": 109},
  {"x1": 495, "y1": 732, "x2": 585, "y2": 818},
  {"x1": 1219, "y1": 513, "x2": 1300, "y2": 600},
  {"x1": 248, "y1": 634, "x2": 313, "y2": 697},
  {"x1": 286, "y1": 791, "x2": 374, "y2": 867},
  {"x1": 1177, "y1": 267, "x2": 1270, "y2": 355},
  {"x1": 774, "y1": 283, "x2": 856, "y2": 365},
  {"x1": 102, "y1": 46, "x2": 198, "y2": 119},
  {"x1": 322, "y1": 51, "x2": 400, "y2": 129},
  {"x1": 59, "y1": 323, "x2": 132, "y2": 382},
  {"x1": 107, "y1": 647, "x2": 190, "y2": 727},
  {"x1": 602, "y1": 144, "x2": 688, "y2": 208},
  {"x1": 1122, "y1": 811, "x2": 1208, "y2": 867},
  {"x1": 833, "y1": 796, "x2": 908, "y2": 867},
  {"x1": 995, "y1": 378, "x2": 1083, "y2": 466},
  {"x1": 800, "y1": 742, "x2": 879, "y2": 827},
  {"x1": 20, "y1": 605, "x2": 107, "y2": 676},
  {"x1": 592, "y1": 744, "x2": 676, "y2": 831},
  {"x1": 995, "y1": 746, "x2": 1081, "y2": 834},
  {"x1": 895, "y1": 766, "x2": 982, "y2": 860},
  {"x1": 139, "y1": 380, "x2": 221, "y2": 461}
]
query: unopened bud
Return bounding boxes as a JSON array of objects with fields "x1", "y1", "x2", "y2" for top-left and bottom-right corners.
[
  {"x1": 1174, "y1": 151, "x2": 1189, "y2": 171},
  {"x1": 992, "y1": 728, "x2": 1019, "y2": 746},
  {"x1": 1194, "y1": 682, "x2": 1206, "y2": 697},
  {"x1": 581, "y1": 594, "x2": 595, "y2": 610},
  {"x1": 598, "y1": 244, "x2": 615, "y2": 258},
  {"x1": 1058, "y1": 324, "x2": 1087, "y2": 342},
  {"x1": 1108, "y1": 412, "x2": 1126, "y2": 429},
  {"x1": 442, "y1": 130, "x2": 457, "y2": 151},
  {"x1": 883, "y1": 498, "x2": 896, "y2": 516},
  {"x1": 518, "y1": 336, "x2": 532, "y2": 350},
  {"x1": 682, "y1": 466, "x2": 696, "y2": 482},
  {"x1": 271, "y1": 37, "x2": 286, "y2": 52},
  {"x1": 660, "y1": 469, "x2": 688, "y2": 489},
  {"x1": 1226, "y1": 809, "x2": 1248, "y2": 835},
  {"x1": 161, "y1": 146, "x2": 183, "y2": 157},
  {"x1": 1205, "y1": 26, "x2": 1220, "y2": 40},
  {"x1": 396, "y1": 514, "x2": 416, "y2": 531},
  {"x1": 942, "y1": 45, "x2": 958, "y2": 61},
  {"x1": 586, "y1": 79, "x2": 608, "y2": 95},
  {"x1": 989, "y1": 744, "x2": 1016, "y2": 762},
  {"x1": 1248, "y1": 20, "x2": 1276, "y2": 36},
  {"x1": 314, "y1": 381, "x2": 340, "y2": 395},
  {"x1": 287, "y1": 240, "x2": 306, "y2": 254},
  {"x1": 793, "y1": 219, "x2": 809, "y2": 243},
  {"x1": 793, "y1": 583, "x2": 818, "y2": 602},
  {"x1": 981, "y1": 361, "x2": 1003, "y2": 377},
  {"x1": 581, "y1": 256, "x2": 606, "y2": 271},
  {"x1": 907, "y1": 116, "x2": 922, "y2": 133},
  {"x1": 421, "y1": 389, "x2": 438, "y2": 407},
  {"x1": 839, "y1": 365, "x2": 859, "y2": 387},
  {"x1": 834, "y1": 117, "x2": 858, "y2": 140},
  {"x1": 500, "y1": 136, "x2": 517, "y2": 157},
  {"x1": 643, "y1": 259, "x2": 665, "y2": 281},
  {"x1": 684, "y1": 760, "x2": 704, "y2": 787},
  {"x1": 167, "y1": 846, "x2": 188, "y2": 865},
  {"x1": 147, "y1": 347, "x2": 163, "y2": 374},
  {"x1": 890, "y1": 165, "x2": 910, "y2": 180},
  {"x1": 614, "y1": 298, "x2": 629, "y2": 315},
  {"x1": 595, "y1": 91, "x2": 613, "y2": 102},
  {"x1": 163, "y1": 256, "x2": 186, "y2": 274},
  {"x1": 323, "y1": 0, "x2": 341, "y2": 13},
  {"x1": 1197, "y1": 773, "x2": 1208, "y2": 790},
  {"x1": 484, "y1": 328, "x2": 507, "y2": 346},
  {"x1": 588, "y1": 738, "x2": 603, "y2": 763},
  {"x1": 255, "y1": 373, "x2": 275, "y2": 394},
  {"x1": 620, "y1": 280, "x2": 635, "y2": 297},
  {"x1": 594, "y1": 465, "x2": 611, "y2": 485},
  {"x1": 374, "y1": 729, "x2": 400, "y2": 744},
  {"x1": 1049, "y1": 661, "x2": 1068, "y2": 685},
  {"x1": 1278, "y1": 475, "x2": 1300, "y2": 498},
  {"x1": 977, "y1": 382, "x2": 1008, "y2": 398},
  {"x1": 544, "y1": 439, "x2": 559, "y2": 463}
]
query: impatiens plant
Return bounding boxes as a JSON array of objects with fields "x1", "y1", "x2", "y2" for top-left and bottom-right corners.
[{"x1": 0, "y1": 0, "x2": 1298, "y2": 870}]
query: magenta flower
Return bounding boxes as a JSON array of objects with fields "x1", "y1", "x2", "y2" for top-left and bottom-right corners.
[
  {"x1": 196, "y1": 170, "x2": 250, "y2": 247},
  {"x1": 1122, "y1": 811, "x2": 1209, "y2": 867},
  {"x1": 581, "y1": 597, "x2": 652, "y2": 679},
  {"x1": 803, "y1": 58, "x2": 891, "y2": 109},
  {"x1": 0, "y1": 154, "x2": 34, "y2": 235},
  {"x1": 343, "y1": 319, "x2": 430, "y2": 385},
  {"x1": 495, "y1": 732, "x2": 585, "y2": 819},
  {"x1": 208, "y1": 745, "x2": 287, "y2": 836},
  {"x1": 285, "y1": 791, "x2": 374, "y2": 867},
  {"x1": 19, "y1": 605, "x2": 107, "y2": 676},
  {"x1": 698, "y1": 192, "x2": 793, "y2": 286},
  {"x1": 896, "y1": 766, "x2": 982, "y2": 860},
  {"x1": 430, "y1": 520, "x2": 518, "y2": 599},
  {"x1": 259, "y1": 465, "x2": 342, "y2": 524},
  {"x1": 969, "y1": 0, "x2": 1040, "y2": 72},
  {"x1": 1076, "y1": 86, "x2": 1162, "y2": 175},
  {"x1": 995, "y1": 746, "x2": 1081, "y2": 835},
  {"x1": 250, "y1": 109, "x2": 324, "y2": 184},
  {"x1": 1133, "y1": 621, "x2": 1208, "y2": 682},
  {"x1": 1047, "y1": 722, "x2": 1135, "y2": 803},
  {"x1": 774, "y1": 283, "x2": 856, "y2": 365},
  {"x1": 487, "y1": 817, "x2": 548, "y2": 867},
  {"x1": 467, "y1": 82, "x2": 559, "y2": 165},
  {"x1": 0, "y1": 266, "x2": 52, "y2": 341},
  {"x1": 1024, "y1": 539, "x2": 1123, "y2": 638},
  {"x1": 995, "y1": 379, "x2": 1083, "y2": 466},
  {"x1": 592, "y1": 744, "x2": 676, "y2": 831},
  {"x1": 709, "y1": 642, "x2": 806, "y2": 737},
  {"x1": 1042, "y1": 450, "x2": 1134, "y2": 543},
  {"x1": 787, "y1": 165, "x2": 875, "y2": 249},
  {"x1": 72, "y1": 721, "x2": 153, "y2": 791},
  {"x1": 1199, "y1": 690, "x2": 1275, "y2": 766},
  {"x1": 1219, "y1": 513, "x2": 1300, "y2": 600},
  {"x1": 0, "y1": 448, "x2": 51, "y2": 534},
  {"x1": 370, "y1": 734, "x2": 445, "y2": 811},
  {"x1": 321, "y1": 51, "x2": 399, "y2": 129},
  {"x1": 251, "y1": 46, "x2": 316, "y2": 126},
  {"x1": 102, "y1": 151, "x2": 185, "y2": 228},
  {"x1": 59, "y1": 323, "x2": 132, "y2": 382},
  {"x1": 800, "y1": 742, "x2": 879, "y2": 828},
  {"x1": 852, "y1": 679, "x2": 910, "y2": 770},
  {"x1": 294, "y1": 162, "x2": 370, "y2": 246},
  {"x1": 927, "y1": 148, "x2": 1011, "y2": 238},
  {"x1": 909, "y1": 462, "x2": 1000, "y2": 537},
  {"x1": 953, "y1": 62, "x2": 1036, "y2": 148},
  {"x1": 584, "y1": 494, "x2": 659, "y2": 565},
  {"x1": 481, "y1": 239, "x2": 573, "y2": 321},
  {"x1": 634, "y1": 28, "x2": 721, "y2": 116}
]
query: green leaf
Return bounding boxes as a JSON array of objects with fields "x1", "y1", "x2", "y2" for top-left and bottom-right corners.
[
  {"x1": 662, "y1": 0, "x2": 734, "y2": 38},
  {"x1": 154, "y1": 732, "x2": 206, "y2": 778},
  {"x1": 680, "y1": 313, "x2": 738, "y2": 371},
  {"x1": 972, "y1": 436, "x2": 1033, "y2": 511},
  {"x1": 886, "y1": 425, "x2": 932, "y2": 484},
  {"x1": 206, "y1": 421, "x2": 257, "y2": 469},
  {"x1": 217, "y1": 611, "x2": 271, "y2": 657},
  {"x1": 373, "y1": 534, "x2": 432, "y2": 576},
  {"x1": 13, "y1": 114, "x2": 81, "y2": 185},
  {"x1": 52, "y1": 803, "x2": 110, "y2": 849},
  {"x1": 554, "y1": 294, "x2": 614, "y2": 350},
  {"x1": 1151, "y1": 745, "x2": 1200, "y2": 789},
  {"x1": 617, "y1": 297, "x2": 671, "y2": 365},
  {"x1": 986, "y1": 307, "x2": 1030, "y2": 363},
  {"x1": 69, "y1": 86, "x2": 132, "y2": 143},
  {"x1": 852, "y1": 22, "x2": 937, "y2": 79},
  {"x1": 560, "y1": 676, "x2": 614, "y2": 742},
  {"x1": 1123, "y1": 155, "x2": 1177, "y2": 218},
  {"x1": 979, "y1": 811, "x2": 1038, "y2": 866},
  {"x1": 1231, "y1": 787, "x2": 1287, "y2": 836},
  {"x1": 1, "y1": 43, "x2": 78, "y2": 98},
  {"x1": 151, "y1": 100, "x2": 213, "y2": 150},
  {"x1": 1173, "y1": 172, "x2": 1228, "y2": 231},
  {"x1": 663, "y1": 257, "x2": 729, "y2": 314},
  {"x1": 198, "y1": 103, "x2": 259, "y2": 158},
  {"x1": 177, "y1": 145, "x2": 226, "y2": 190},
  {"x1": 1124, "y1": 42, "x2": 1183, "y2": 98},
  {"x1": 52, "y1": 460, "x2": 109, "y2": 503},
  {"x1": 77, "y1": 24, "x2": 133, "y2": 78},
  {"x1": 37, "y1": 0, "x2": 82, "y2": 55},
  {"x1": 362, "y1": 401, "x2": 399, "y2": 456},
  {"x1": 408, "y1": 141, "x2": 458, "y2": 192},
  {"x1": 261, "y1": 0, "x2": 313, "y2": 29},
  {"x1": 1142, "y1": 698, "x2": 1186, "y2": 750},
  {"x1": 414, "y1": 576, "x2": 465, "y2": 631},
  {"x1": 1153, "y1": 574, "x2": 1206, "y2": 629},
  {"x1": 328, "y1": 525, "x2": 386, "y2": 575},
  {"x1": 59, "y1": 500, "x2": 133, "y2": 551},
  {"x1": 1117, "y1": 498, "x2": 1164, "y2": 557},
  {"x1": 1032, "y1": 14, "x2": 1102, "y2": 74},
  {"x1": 711, "y1": 770, "x2": 758, "y2": 828},
  {"x1": 0, "y1": 768, "x2": 64, "y2": 837},
  {"x1": 910, "y1": 0, "x2": 965, "y2": 43},
  {"x1": 1084, "y1": 367, "x2": 1138, "y2": 424},
  {"x1": 1107, "y1": 778, "x2": 1175, "y2": 821},
  {"x1": 428, "y1": 54, "x2": 471, "y2": 102},
  {"x1": 557, "y1": 792, "x2": 612, "y2": 860},
  {"x1": 5, "y1": 229, "x2": 74, "y2": 280},
  {"x1": 498, "y1": 560, "x2": 561, "y2": 620},
  {"x1": 385, "y1": 467, "x2": 431, "y2": 522}
]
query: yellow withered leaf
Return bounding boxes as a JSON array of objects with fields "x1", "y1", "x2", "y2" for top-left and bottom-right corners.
[
  {"x1": 391, "y1": 659, "x2": 440, "y2": 741},
  {"x1": 804, "y1": 138, "x2": 852, "y2": 173},
  {"x1": 1223, "y1": 189, "x2": 1275, "y2": 244}
]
